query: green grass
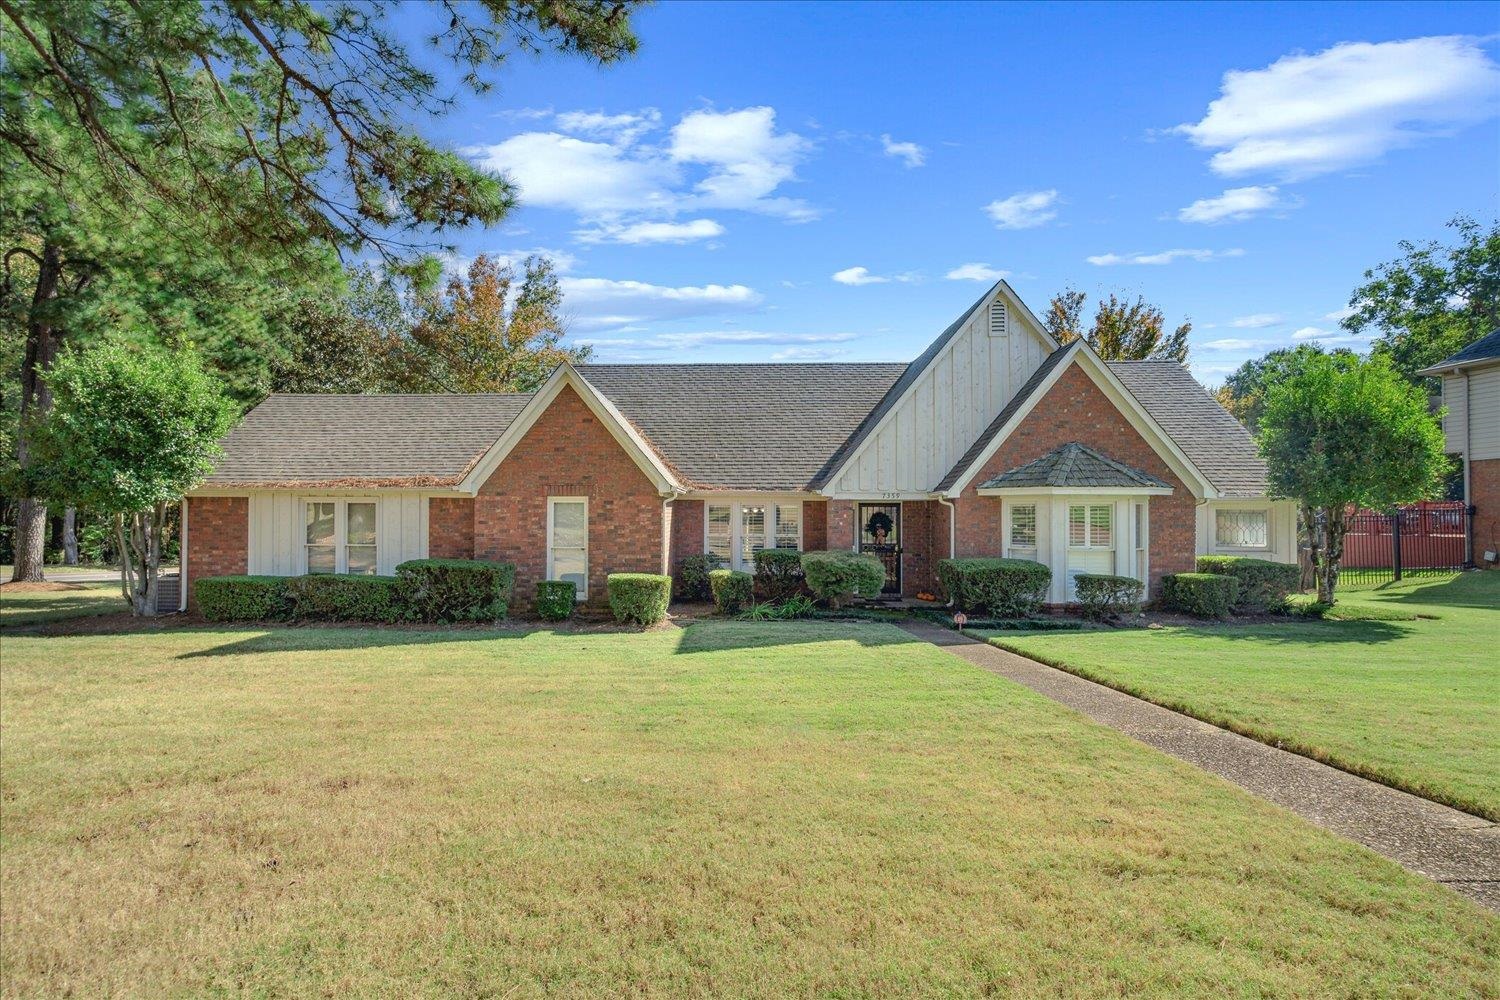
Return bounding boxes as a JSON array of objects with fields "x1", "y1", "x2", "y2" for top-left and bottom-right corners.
[
  {"x1": 0, "y1": 581, "x2": 128, "y2": 626},
  {"x1": 988, "y1": 572, "x2": 1500, "y2": 820},
  {"x1": 2, "y1": 620, "x2": 1495, "y2": 996}
]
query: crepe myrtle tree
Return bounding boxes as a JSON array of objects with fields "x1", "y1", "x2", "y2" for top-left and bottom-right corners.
[
  {"x1": 1258, "y1": 351, "x2": 1447, "y2": 604},
  {"x1": 29, "y1": 341, "x2": 236, "y2": 616}
]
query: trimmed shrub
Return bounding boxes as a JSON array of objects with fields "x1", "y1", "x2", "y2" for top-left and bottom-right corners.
[
  {"x1": 395, "y1": 558, "x2": 515, "y2": 623},
  {"x1": 800, "y1": 550, "x2": 886, "y2": 608},
  {"x1": 753, "y1": 548, "x2": 804, "y2": 601},
  {"x1": 937, "y1": 558, "x2": 1051, "y2": 617},
  {"x1": 534, "y1": 580, "x2": 577, "y2": 622},
  {"x1": 1195, "y1": 555, "x2": 1300, "y2": 612},
  {"x1": 285, "y1": 574, "x2": 404, "y2": 623},
  {"x1": 1073, "y1": 573, "x2": 1144, "y2": 621},
  {"x1": 708, "y1": 568, "x2": 754, "y2": 613},
  {"x1": 607, "y1": 573, "x2": 672, "y2": 625},
  {"x1": 195, "y1": 575, "x2": 288, "y2": 622},
  {"x1": 675, "y1": 552, "x2": 725, "y2": 601},
  {"x1": 1161, "y1": 572, "x2": 1239, "y2": 618}
]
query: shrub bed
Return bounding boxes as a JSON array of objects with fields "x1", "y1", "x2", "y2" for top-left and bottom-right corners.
[
  {"x1": 534, "y1": 580, "x2": 577, "y2": 622},
  {"x1": 708, "y1": 568, "x2": 754, "y2": 613},
  {"x1": 675, "y1": 553, "x2": 724, "y2": 602},
  {"x1": 196, "y1": 576, "x2": 288, "y2": 622},
  {"x1": 753, "y1": 548, "x2": 804, "y2": 601},
  {"x1": 607, "y1": 573, "x2": 672, "y2": 625},
  {"x1": 800, "y1": 550, "x2": 886, "y2": 608},
  {"x1": 1161, "y1": 572, "x2": 1239, "y2": 618},
  {"x1": 395, "y1": 558, "x2": 514, "y2": 622},
  {"x1": 286, "y1": 575, "x2": 404, "y2": 623},
  {"x1": 1195, "y1": 555, "x2": 1300, "y2": 612},
  {"x1": 1073, "y1": 573, "x2": 1144, "y2": 621},
  {"x1": 937, "y1": 558, "x2": 1051, "y2": 617}
]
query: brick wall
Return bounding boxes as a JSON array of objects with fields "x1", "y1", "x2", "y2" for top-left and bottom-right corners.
[
  {"x1": 953, "y1": 364, "x2": 1196, "y2": 591},
  {"x1": 826, "y1": 499, "x2": 855, "y2": 551},
  {"x1": 669, "y1": 498, "x2": 704, "y2": 575},
  {"x1": 474, "y1": 384, "x2": 665, "y2": 604},
  {"x1": 900, "y1": 500, "x2": 946, "y2": 597},
  {"x1": 1473, "y1": 457, "x2": 1500, "y2": 568},
  {"x1": 185, "y1": 496, "x2": 248, "y2": 608},
  {"x1": 428, "y1": 497, "x2": 475, "y2": 559},
  {"x1": 802, "y1": 500, "x2": 827, "y2": 551}
]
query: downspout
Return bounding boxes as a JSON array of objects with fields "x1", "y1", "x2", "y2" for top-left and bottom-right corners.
[
  {"x1": 936, "y1": 494, "x2": 956, "y2": 606},
  {"x1": 1463, "y1": 370, "x2": 1473, "y2": 567},
  {"x1": 661, "y1": 493, "x2": 676, "y2": 576},
  {"x1": 178, "y1": 496, "x2": 189, "y2": 612}
]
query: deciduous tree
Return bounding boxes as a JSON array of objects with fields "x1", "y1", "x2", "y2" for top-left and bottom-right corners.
[{"x1": 1044, "y1": 288, "x2": 1191, "y2": 362}]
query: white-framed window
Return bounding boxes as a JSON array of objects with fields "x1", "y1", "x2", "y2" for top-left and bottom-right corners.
[
  {"x1": 1009, "y1": 504, "x2": 1038, "y2": 548},
  {"x1": 1068, "y1": 504, "x2": 1113, "y2": 548},
  {"x1": 547, "y1": 497, "x2": 589, "y2": 598},
  {"x1": 1215, "y1": 508, "x2": 1269, "y2": 549},
  {"x1": 304, "y1": 499, "x2": 378, "y2": 575},
  {"x1": 704, "y1": 500, "x2": 803, "y2": 570},
  {"x1": 1134, "y1": 502, "x2": 1149, "y2": 588}
]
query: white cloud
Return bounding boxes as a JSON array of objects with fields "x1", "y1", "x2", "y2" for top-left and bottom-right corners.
[
  {"x1": 669, "y1": 106, "x2": 816, "y2": 219},
  {"x1": 832, "y1": 266, "x2": 920, "y2": 286},
  {"x1": 945, "y1": 262, "x2": 1011, "y2": 282},
  {"x1": 1324, "y1": 305, "x2": 1358, "y2": 322},
  {"x1": 1231, "y1": 313, "x2": 1283, "y2": 328},
  {"x1": 1087, "y1": 248, "x2": 1245, "y2": 266},
  {"x1": 441, "y1": 247, "x2": 580, "y2": 278},
  {"x1": 554, "y1": 109, "x2": 662, "y2": 144},
  {"x1": 769, "y1": 346, "x2": 850, "y2": 361},
  {"x1": 985, "y1": 189, "x2": 1060, "y2": 229},
  {"x1": 574, "y1": 219, "x2": 725, "y2": 245},
  {"x1": 560, "y1": 278, "x2": 762, "y2": 329},
  {"x1": 1291, "y1": 326, "x2": 1326, "y2": 340},
  {"x1": 1202, "y1": 338, "x2": 1262, "y2": 351},
  {"x1": 881, "y1": 134, "x2": 926, "y2": 168},
  {"x1": 1178, "y1": 185, "x2": 1290, "y2": 223},
  {"x1": 1176, "y1": 36, "x2": 1500, "y2": 180},
  {"x1": 468, "y1": 131, "x2": 678, "y2": 217},
  {"x1": 1290, "y1": 326, "x2": 1378, "y2": 346}
]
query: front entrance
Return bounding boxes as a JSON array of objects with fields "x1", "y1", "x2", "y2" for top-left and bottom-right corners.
[{"x1": 857, "y1": 503, "x2": 902, "y2": 595}]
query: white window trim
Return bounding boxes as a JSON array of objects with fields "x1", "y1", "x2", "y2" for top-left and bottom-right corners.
[
  {"x1": 301, "y1": 497, "x2": 378, "y2": 575},
  {"x1": 1067, "y1": 503, "x2": 1115, "y2": 550},
  {"x1": 702, "y1": 498, "x2": 804, "y2": 572},
  {"x1": 1214, "y1": 506, "x2": 1272, "y2": 552},
  {"x1": 547, "y1": 496, "x2": 589, "y2": 600},
  {"x1": 1006, "y1": 502, "x2": 1039, "y2": 556}
]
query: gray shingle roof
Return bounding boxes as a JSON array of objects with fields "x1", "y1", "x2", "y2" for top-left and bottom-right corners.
[
  {"x1": 1108, "y1": 361, "x2": 1267, "y2": 497},
  {"x1": 1418, "y1": 329, "x2": 1500, "y2": 374},
  {"x1": 934, "y1": 344, "x2": 1076, "y2": 492},
  {"x1": 578, "y1": 363, "x2": 907, "y2": 490},
  {"x1": 977, "y1": 442, "x2": 1171, "y2": 490},
  {"x1": 205, "y1": 394, "x2": 530, "y2": 487}
]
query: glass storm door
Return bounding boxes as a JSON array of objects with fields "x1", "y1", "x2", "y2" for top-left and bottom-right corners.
[{"x1": 857, "y1": 503, "x2": 902, "y2": 595}]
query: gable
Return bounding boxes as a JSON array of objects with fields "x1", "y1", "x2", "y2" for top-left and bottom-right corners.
[
  {"x1": 478, "y1": 383, "x2": 658, "y2": 495},
  {"x1": 823, "y1": 281, "x2": 1058, "y2": 495}
]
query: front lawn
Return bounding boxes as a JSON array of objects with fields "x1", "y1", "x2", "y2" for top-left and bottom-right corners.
[
  {"x1": 990, "y1": 572, "x2": 1500, "y2": 820},
  {"x1": 0, "y1": 581, "x2": 128, "y2": 626},
  {"x1": 2, "y1": 620, "x2": 1495, "y2": 996}
]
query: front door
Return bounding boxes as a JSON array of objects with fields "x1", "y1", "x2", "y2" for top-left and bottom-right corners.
[{"x1": 857, "y1": 503, "x2": 902, "y2": 595}]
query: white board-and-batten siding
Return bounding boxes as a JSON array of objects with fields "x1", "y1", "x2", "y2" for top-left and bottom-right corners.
[
  {"x1": 832, "y1": 289, "x2": 1052, "y2": 494},
  {"x1": 1443, "y1": 369, "x2": 1500, "y2": 460},
  {"x1": 246, "y1": 492, "x2": 430, "y2": 576}
]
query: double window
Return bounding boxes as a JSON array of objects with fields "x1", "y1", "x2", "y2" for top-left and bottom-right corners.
[
  {"x1": 548, "y1": 497, "x2": 589, "y2": 598},
  {"x1": 304, "y1": 500, "x2": 377, "y2": 575},
  {"x1": 705, "y1": 501, "x2": 802, "y2": 571},
  {"x1": 1068, "y1": 504, "x2": 1113, "y2": 549},
  {"x1": 1215, "y1": 508, "x2": 1269, "y2": 549}
]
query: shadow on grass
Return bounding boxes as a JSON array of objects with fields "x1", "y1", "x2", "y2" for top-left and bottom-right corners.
[
  {"x1": 1341, "y1": 571, "x2": 1497, "y2": 611},
  {"x1": 175, "y1": 624, "x2": 530, "y2": 658},
  {"x1": 1179, "y1": 618, "x2": 1412, "y2": 646},
  {"x1": 674, "y1": 618, "x2": 919, "y2": 655}
]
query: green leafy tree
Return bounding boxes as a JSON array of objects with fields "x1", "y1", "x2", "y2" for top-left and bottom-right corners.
[
  {"x1": 1343, "y1": 216, "x2": 1500, "y2": 382},
  {"x1": 1045, "y1": 288, "x2": 1191, "y2": 362},
  {"x1": 30, "y1": 341, "x2": 236, "y2": 616},
  {"x1": 1258, "y1": 352, "x2": 1447, "y2": 604},
  {"x1": 1215, "y1": 344, "x2": 1358, "y2": 433},
  {"x1": 2, "y1": 0, "x2": 644, "y2": 580}
]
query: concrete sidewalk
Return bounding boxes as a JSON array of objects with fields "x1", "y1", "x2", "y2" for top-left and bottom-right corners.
[{"x1": 899, "y1": 619, "x2": 1500, "y2": 911}]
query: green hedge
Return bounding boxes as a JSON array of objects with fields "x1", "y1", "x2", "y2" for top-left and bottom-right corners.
[
  {"x1": 708, "y1": 568, "x2": 754, "y2": 613},
  {"x1": 937, "y1": 558, "x2": 1051, "y2": 617},
  {"x1": 534, "y1": 580, "x2": 577, "y2": 622},
  {"x1": 608, "y1": 573, "x2": 672, "y2": 625},
  {"x1": 753, "y1": 548, "x2": 804, "y2": 601},
  {"x1": 675, "y1": 552, "x2": 724, "y2": 601},
  {"x1": 800, "y1": 550, "x2": 886, "y2": 608},
  {"x1": 1161, "y1": 572, "x2": 1239, "y2": 618},
  {"x1": 1195, "y1": 555, "x2": 1299, "y2": 612},
  {"x1": 1073, "y1": 573, "x2": 1143, "y2": 621},
  {"x1": 195, "y1": 575, "x2": 289, "y2": 622},
  {"x1": 395, "y1": 558, "x2": 514, "y2": 622},
  {"x1": 286, "y1": 574, "x2": 404, "y2": 623}
]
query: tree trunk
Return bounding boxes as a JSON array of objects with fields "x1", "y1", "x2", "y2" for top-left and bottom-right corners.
[
  {"x1": 1320, "y1": 505, "x2": 1347, "y2": 605},
  {"x1": 62, "y1": 507, "x2": 78, "y2": 565},
  {"x1": 10, "y1": 240, "x2": 66, "y2": 583},
  {"x1": 121, "y1": 505, "x2": 165, "y2": 617}
]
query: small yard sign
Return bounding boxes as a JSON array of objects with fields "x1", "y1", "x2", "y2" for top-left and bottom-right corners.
[{"x1": 953, "y1": 612, "x2": 967, "y2": 632}]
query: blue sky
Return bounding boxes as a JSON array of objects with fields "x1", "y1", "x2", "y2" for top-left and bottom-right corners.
[{"x1": 405, "y1": 1, "x2": 1500, "y2": 385}]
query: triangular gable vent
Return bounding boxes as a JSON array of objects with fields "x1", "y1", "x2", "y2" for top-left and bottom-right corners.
[{"x1": 988, "y1": 300, "x2": 1008, "y2": 338}]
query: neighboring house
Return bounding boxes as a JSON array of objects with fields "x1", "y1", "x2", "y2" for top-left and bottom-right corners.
[
  {"x1": 181, "y1": 282, "x2": 1295, "y2": 610},
  {"x1": 1419, "y1": 329, "x2": 1500, "y2": 568}
]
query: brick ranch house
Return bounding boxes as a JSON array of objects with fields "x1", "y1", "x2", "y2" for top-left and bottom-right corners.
[
  {"x1": 1421, "y1": 328, "x2": 1500, "y2": 568},
  {"x1": 180, "y1": 282, "x2": 1296, "y2": 610}
]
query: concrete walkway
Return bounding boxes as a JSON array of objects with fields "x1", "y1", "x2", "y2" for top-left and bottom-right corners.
[{"x1": 899, "y1": 619, "x2": 1500, "y2": 911}]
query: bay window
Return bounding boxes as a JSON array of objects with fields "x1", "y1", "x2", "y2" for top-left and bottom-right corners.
[
  {"x1": 304, "y1": 499, "x2": 377, "y2": 575},
  {"x1": 704, "y1": 500, "x2": 804, "y2": 571}
]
